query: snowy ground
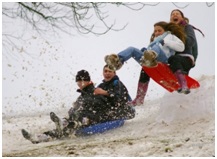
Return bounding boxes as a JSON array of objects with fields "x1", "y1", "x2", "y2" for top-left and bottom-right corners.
[{"x1": 2, "y1": 75, "x2": 215, "y2": 157}]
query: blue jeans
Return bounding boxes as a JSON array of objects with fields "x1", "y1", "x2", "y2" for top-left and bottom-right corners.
[
  {"x1": 150, "y1": 45, "x2": 168, "y2": 63},
  {"x1": 118, "y1": 46, "x2": 168, "y2": 64},
  {"x1": 118, "y1": 47, "x2": 144, "y2": 64}
]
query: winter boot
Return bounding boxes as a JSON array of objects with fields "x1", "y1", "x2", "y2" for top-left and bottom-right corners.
[
  {"x1": 50, "y1": 112, "x2": 63, "y2": 138},
  {"x1": 36, "y1": 134, "x2": 51, "y2": 142},
  {"x1": 141, "y1": 50, "x2": 158, "y2": 67},
  {"x1": 104, "y1": 54, "x2": 123, "y2": 70},
  {"x1": 21, "y1": 129, "x2": 39, "y2": 144},
  {"x1": 67, "y1": 120, "x2": 82, "y2": 129},
  {"x1": 128, "y1": 81, "x2": 149, "y2": 106},
  {"x1": 174, "y1": 70, "x2": 190, "y2": 94}
]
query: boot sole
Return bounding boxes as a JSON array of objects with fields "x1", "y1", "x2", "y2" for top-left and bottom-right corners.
[
  {"x1": 50, "y1": 112, "x2": 62, "y2": 137},
  {"x1": 21, "y1": 129, "x2": 31, "y2": 140},
  {"x1": 21, "y1": 129, "x2": 39, "y2": 144}
]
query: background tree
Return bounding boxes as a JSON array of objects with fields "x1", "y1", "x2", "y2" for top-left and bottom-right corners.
[{"x1": 2, "y1": 2, "x2": 214, "y2": 55}]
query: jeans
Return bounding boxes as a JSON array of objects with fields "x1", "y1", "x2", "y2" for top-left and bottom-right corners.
[
  {"x1": 118, "y1": 45, "x2": 168, "y2": 64},
  {"x1": 118, "y1": 47, "x2": 144, "y2": 64},
  {"x1": 150, "y1": 44, "x2": 168, "y2": 63}
]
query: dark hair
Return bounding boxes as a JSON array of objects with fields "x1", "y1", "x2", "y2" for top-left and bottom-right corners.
[
  {"x1": 150, "y1": 33, "x2": 155, "y2": 42},
  {"x1": 150, "y1": 21, "x2": 167, "y2": 43},
  {"x1": 165, "y1": 22, "x2": 186, "y2": 44},
  {"x1": 171, "y1": 9, "x2": 205, "y2": 37},
  {"x1": 171, "y1": 9, "x2": 184, "y2": 18},
  {"x1": 154, "y1": 21, "x2": 186, "y2": 44}
]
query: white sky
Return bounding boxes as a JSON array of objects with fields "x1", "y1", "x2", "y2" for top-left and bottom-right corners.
[{"x1": 2, "y1": 2, "x2": 215, "y2": 117}]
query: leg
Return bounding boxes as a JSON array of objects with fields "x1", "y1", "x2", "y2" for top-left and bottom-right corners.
[
  {"x1": 151, "y1": 45, "x2": 169, "y2": 63},
  {"x1": 140, "y1": 44, "x2": 169, "y2": 67},
  {"x1": 21, "y1": 129, "x2": 51, "y2": 144},
  {"x1": 50, "y1": 112, "x2": 64, "y2": 138},
  {"x1": 123, "y1": 105, "x2": 135, "y2": 120},
  {"x1": 112, "y1": 105, "x2": 135, "y2": 120},
  {"x1": 168, "y1": 55, "x2": 193, "y2": 94},
  {"x1": 104, "y1": 54, "x2": 124, "y2": 70},
  {"x1": 21, "y1": 129, "x2": 39, "y2": 144},
  {"x1": 128, "y1": 69, "x2": 150, "y2": 106},
  {"x1": 118, "y1": 46, "x2": 144, "y2": 64},
  {"x1": 141, "y1": 50, "x2": 158, "y2": 67},
  {"x1": 168, "y1": 55, "x2": 193, "y2": 73},
  {"x1": 105, "y1": 47, "x2": 143, "y2": 70},
  {"x1": 174, "y1": 70, "x2": 190, "y2": 94}
]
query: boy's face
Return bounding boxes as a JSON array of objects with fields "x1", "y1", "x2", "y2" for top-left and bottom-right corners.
[{"x1": 103, "y1": 67, "x2": 115, "y2": 82}]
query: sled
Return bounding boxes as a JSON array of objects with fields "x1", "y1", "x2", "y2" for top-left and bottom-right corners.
[
  {"x1": 142, "y1": 62, "x2": 200, "y2": 92},
  {"x1": 75, "y1": 119, "x2": 125, "y2": 136}
]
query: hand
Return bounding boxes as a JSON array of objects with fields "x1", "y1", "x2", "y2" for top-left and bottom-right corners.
[
  {"x1": 159, "y1": 39, "x2": 164, "y2": 45},
  {"x1": 140, "y1": 47, "x2": 147, "y2": 52},
  {"x1": 94, "y1": 88, "x2": 108, "y2": 96},
  {"x1": 154, "y1": 31, "x2": 170, "y2": 43},
  {"x1": 94, "y1": 88, "x2": 103, "y2": 95},
  {"x1": 148, "y1": 31, "x2": 170, "y2": 49},
  {"x1": 147, "y1": 36, "x2": 163, "y2": 49},
  {"x1": 153, "y1": 35, "x2": 164, "y2": 43}
]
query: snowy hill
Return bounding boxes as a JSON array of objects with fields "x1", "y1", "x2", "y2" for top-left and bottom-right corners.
[
  {"x1": 2, "y1": 75, "x2": 215, "y2": 157},
  {"x1": 2, "y1": 2, "x2": 215, "y2": 157},
  {"x1": 156, "y1": 75, "x2": 215, "y2": 123}
]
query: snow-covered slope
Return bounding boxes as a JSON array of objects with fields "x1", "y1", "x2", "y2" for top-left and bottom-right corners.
[
  {"x1": 156, "y1": 75, "x2": 215, "y2": 123},
  {"x1": 2, "y1": 75, "x2": 215, "y2": 157}
]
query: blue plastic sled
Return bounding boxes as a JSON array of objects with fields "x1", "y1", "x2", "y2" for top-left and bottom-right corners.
[{"x1": 75, "y1": 119, "x2": 125, "y2": 136}]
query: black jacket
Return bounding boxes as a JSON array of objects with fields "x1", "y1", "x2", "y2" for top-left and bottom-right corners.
[
  {"x1": 96, "y1": 75, "x2": 135, "y2": 121},
  {"x1": 176, "y1": 23, "x2": 198, "y2": 61},
  {"x1": 69, "y1": 76, "x2": 135, "y2": 126},
  {"x1": 97, "y1": 75, "x2": 129, "y2": 108}
]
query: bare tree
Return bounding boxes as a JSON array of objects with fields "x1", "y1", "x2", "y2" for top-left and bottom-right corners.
[
  {"x1": 2, "y1": 2, "x2": 214, "y2": 55},
  {"x1": 3, "y1": 3, "x2": 155, "y2": 36}
]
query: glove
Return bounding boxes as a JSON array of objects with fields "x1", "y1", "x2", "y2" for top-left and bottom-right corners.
[
  {"x1": 153, "y1": 33, "x2": 165, "y2": 43},
  {"x1": 147, "y1": 36, "x2": 163, "y2": 49},
  {"x1": 140, "y1": 47, "x2": 147, "y2": 52},
  {"x1": 148, "y1": 31, "x2": 170, "y2": 49},
  {"x1": 159, "y1": 39, "x2": 164, "y2": 45}
]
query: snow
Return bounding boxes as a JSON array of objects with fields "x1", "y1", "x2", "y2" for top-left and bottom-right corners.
[
  {"x1": 2, "y1": 2, "x2": 215, "y2": 157},
  {"x1": 2, "y1": 75, "x2": 215, "y2": 157},
  {"x1": 156, "y1": 75, "x2": 215, "y2": 123}
]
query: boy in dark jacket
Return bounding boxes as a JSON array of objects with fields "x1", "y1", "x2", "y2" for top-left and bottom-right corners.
[{"x1": 93, "y1": 65, "x2": 135, "y2": 121}]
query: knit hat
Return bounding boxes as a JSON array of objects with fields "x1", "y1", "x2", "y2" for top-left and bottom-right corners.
[{"x1": 76, "y1": 70, "x2": 91, "y2": 82}]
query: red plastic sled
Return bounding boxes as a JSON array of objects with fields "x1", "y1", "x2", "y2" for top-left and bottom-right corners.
[{"x1": 142, "y1": 62, "x2": 200, "y2": 92}]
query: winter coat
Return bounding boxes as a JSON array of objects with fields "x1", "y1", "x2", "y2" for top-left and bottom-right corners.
[
  {"x1": 149, "y1": 31, "x2": 185, "y2": 58},
  {"x1": 96, "y1": 75, "x2": 135, "y2": 121},
  {"x1": 97, "y1": 75, "x2": 130, "y2": 108},
  {"x1": 69, "y1": 82, "x2": 110, "y2": 125},
  {"x1": 68, "y1": 82, "x2": 96, "y2": 121},
  {"x1": 176, "y1": 24, "x2": 197, "y2": 64},
  {"x1": 69, "y1": 78, "x2": 135, "y2": 126}
]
